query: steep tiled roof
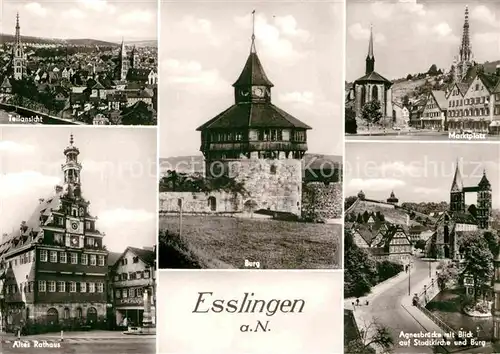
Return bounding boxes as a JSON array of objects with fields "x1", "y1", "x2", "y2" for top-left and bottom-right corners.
[
  {"x1": 233, "y1": 52, "x2": 274, "y2": 87},
  {"x1": 107, "y1": 252, "x2": 122, "y2": 267},
  {"x1": 354, "y1": 71, "x2": 392, "y2": 85},
  {"x1": 128, "y1": 246, "x2": 156, "y2": 266},
  {"x1": 431, "y1": 90, "x2": 448, "y2": 111},
  {"x1": 197, "y1": 103, "x2": 311, "y2": 130}
]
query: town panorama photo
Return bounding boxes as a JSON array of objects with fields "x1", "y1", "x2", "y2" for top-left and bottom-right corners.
[{"x1": 0, "y1": 1, "x2": 158, "y2": 125}]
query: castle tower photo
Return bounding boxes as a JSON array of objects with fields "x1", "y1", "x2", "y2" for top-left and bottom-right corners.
[
  {"x1": 196, "y1": 14, "x2": 311, "y2": 215},
  {"x1": 159, "y1": 5, "x2": 343, "y2": 271}
]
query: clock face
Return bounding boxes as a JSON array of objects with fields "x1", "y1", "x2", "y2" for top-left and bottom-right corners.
[
  {"x1": 71, "y1": 221, "x2": 79, "y2": 231},
  {"x1": 71, "y1": 236, "x2": 79, "y2": 246},
  {"x1": 252, "y1": 87, "x2": 264, "y2": 97},
  {"x1": 240, "y1": 89, "x2": 249, "y2": 97}
]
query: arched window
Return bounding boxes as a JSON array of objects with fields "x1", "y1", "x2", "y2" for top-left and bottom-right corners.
[
  {"x1": 87, "y1": 307, "x2": 97, "y2": 324},
  {"x1": 64, "y1": 307, "x2": 70, "y2": 320},
  {"x1": 47, "y1": 308, "x2": 59, "y2": 325},
  {"x1": 372, "y1": 85, "x2": 379, "y2": 101},
  {"x1": 360, "y1": 85, "x2": 366, "y2": 104},
  {"x1": 208, "y1": 196, "x2": 216, "y2": 211},
  {"x1": 76, "y1": 308, "x2": 83, "y2": 319}
]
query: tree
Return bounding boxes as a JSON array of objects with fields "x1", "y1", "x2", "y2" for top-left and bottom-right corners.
[
  {"x1": 437, "y1": 263, "x2": 458, "y2": 291},
  {"x1": 345, "y1": 196, "x2": 358, "y2": 211},
  {"x1": 459, "y1": 232, "x2": 494, "y2": 302},
  {"x1": 427, "y1": 64, "x2": 439, "y2": 76},
  {"x1": 345, "y1": 107, "x2": 357, "y2": 134},
  {"x1": 406, "y1": 74, "x2": 413, "y2": 80},
  {"x1": 361, "y1": 100, "x2": 383, "y2": 124},
  {"x1": 414, "y1": 239, "x2": 427, "y2": 251},
  {"x1": 346, "y1": 319, "x2": 394, "y2": 354}
]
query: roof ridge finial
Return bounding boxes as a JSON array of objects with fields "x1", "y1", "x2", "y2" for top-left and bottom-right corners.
[
  {"x1": 250, "y1": 9, "x2": 256, "y2": 53},
  {"x1": 70, "y1": 133, "x2": 74, "y2": 145}
]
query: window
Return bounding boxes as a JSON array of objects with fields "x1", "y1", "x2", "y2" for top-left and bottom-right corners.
[
  {"x1": 39, "y1": 281, "x2": 46, "y2": 292},
  {"x1": 90, "y1": 255, "x2": 97, "y2": 266},
  {"x1": 89, "y1": 282, "x2": 95, "y2": 293},
  {"x1": 115, "y1": 290, "x2": 121, "y2": 298},
  {"x1": 86, "y1": 237, "x2": 94, "y2": 246},
  {"x1": 81, "y1": 254, "x2": 88, "y2": 265},
  {"x1": 136, "y1": 271, "x2": 143, "y2": 279},
  {"x1": 137, "y1": 288, "x2": 143, "y2": 297},
  {"x1": 70, "y1": 253, "x2": 77, "y2": 264},
  {"x1": 28, "y1": 282, "x2": 33, "y2": 292},
  {"x1": 54, "y1": 233, "x2": 64, "y2": 243},
  {"x1": 122, "y1": 289, "x2": 128, "y2": 298},
  {"x1": 76, "y1": 308, "x2": 82, "y2": 319},
  {"x1": 144, "y1": 270, "x2": 150, "y2": 279},
  {"x1": 60, "y1": 252, "x2": 67, "y2": 263},
  {"x1": 133, "y1": 256, "x2": 139, "y2": 263},
  {"x1": 129, "y1": 288, "x2": 135, "y2": 297},
  {"x1": 64, "y1": 308, "x2": 70, "y2": 320},
  {"x1": 129, "y1": 272, "x2": 136, "y2": 280},
  {"x1": 86, "y1": 221, "x2": 91, "y2": 230},
  {"x1": 48, "y1": 281, "x2": 56, "y2": 292},
  {"x1": 57, "y1": 281, "x2": 65, "y2": 292},
  {"x1": 98, "y1": 255, "x2": 105, "y2": 266},
  {"x1": 40, "y1": 250, "x2": 48, "y2": 262},
  {"x1": 70, "y1": 282, "x2": 76, "y2": 293},
  {"x1": 80, "y1": 282, "x2": 87, "y2": 293},
  {"x1": 97, "y1": 283, "x2": 104, "y2": 293}
]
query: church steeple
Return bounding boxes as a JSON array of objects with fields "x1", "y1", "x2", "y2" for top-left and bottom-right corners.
[
  {"x1": 62, "y1": 134, "x2": 82, "y2": 199},
  {"x1": 15, "y1": 12, "x2": 21, "y2": 44},
  {"x1": 233, "y1": 10, "x2": 273, "y2": 104},
  {"x1": 450, "y1": 159, "x2": 465, "y2": 213},
  {"x1": 12, "y1": 12, "x2": 25, "y2": 80},
  {"x1": 366, "y1": 24, "x2": 375, "y2": 75},
  {"x1": 460, "y1": 5, "x2": 471, "y2": 62},
  {"x1": 118, "y1": 37, "x2": 128, "y2": 80}
]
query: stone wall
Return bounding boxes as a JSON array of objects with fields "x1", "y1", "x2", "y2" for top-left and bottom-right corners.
[
  {"x1": 159, "y1": 191, "x2": 243, "y2": 214},
  {"x1": 206, "y1": 158, "x2": 303, "y2": 215},
  {"x1": 301, "y1": 182, "x2": 342, "y2": 221}
]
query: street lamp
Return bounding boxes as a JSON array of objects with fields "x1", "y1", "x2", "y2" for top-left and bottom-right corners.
[{"x1": 408, "y1": 261, "x2": 412, "y2": 296}]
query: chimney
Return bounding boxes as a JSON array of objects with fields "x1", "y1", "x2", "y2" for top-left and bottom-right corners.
[{"x1": 55, "y1": 185, "x2": 63, "y2": 193}]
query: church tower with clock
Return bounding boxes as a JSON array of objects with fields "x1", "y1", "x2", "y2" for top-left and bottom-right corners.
[{"x1": 196, "y1": 12, "x2": 311, "y2": 215}]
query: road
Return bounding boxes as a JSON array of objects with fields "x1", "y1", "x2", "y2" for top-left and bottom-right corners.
[{"x1": 355, "y1": 258, "x2": 435, "y2": 354}]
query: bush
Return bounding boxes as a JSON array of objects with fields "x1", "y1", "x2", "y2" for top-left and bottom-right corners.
[
  {"x1": 376, "y1": 260, "x2": 403, "y2": 282},
  {"x1": 159, "y1": 229, "x2": 202, "y2": 269}
]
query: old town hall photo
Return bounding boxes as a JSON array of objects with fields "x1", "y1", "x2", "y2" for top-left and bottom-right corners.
[
  {"x1": 158, "y1": 2, "x2": 344, "y2": 269},
  {"x1": 0, "y1": 127, "x2": 157, "y2": 352}
]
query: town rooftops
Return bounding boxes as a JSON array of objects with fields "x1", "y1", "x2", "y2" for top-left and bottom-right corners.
[{"x1": 430, "y1": 90, "x2": 448, "y2": 111}]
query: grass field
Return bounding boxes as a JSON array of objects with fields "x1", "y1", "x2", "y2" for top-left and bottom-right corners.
[{"x1": 159, "y1": 215, "x2": 341, "y2": 269}]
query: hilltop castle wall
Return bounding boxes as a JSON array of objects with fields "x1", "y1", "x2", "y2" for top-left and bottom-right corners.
[
  {"x1": 206, "y1": 158, "x2": 303, "y2": 215},
  {"x1": 301, "y1": 182, "x2": 342, "y2": 222},
  {"x1": 159, "y1": 191, "x2": 242, "y2": 214}
]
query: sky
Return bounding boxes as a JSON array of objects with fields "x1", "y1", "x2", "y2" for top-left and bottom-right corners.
[
  {"x1": 160, "y1": 0, "x2": 344, "y2": 158},
  {"x1": 0, "y1": 126, "x2": 157, "y2": 252},
  {"x1": 345, "y1": 142, "x2": 500, "y2": 209},
  {"x1": 346, "y1": 0, "x2": 500, "y2": 82},
  {"x1": 1, "y1": 0, "x2": 157, "y2": 42}
]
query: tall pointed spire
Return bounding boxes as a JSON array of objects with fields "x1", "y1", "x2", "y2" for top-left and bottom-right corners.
[
  {"x1": 367, "y1": 24, "x2": 374, "y2": 59},
  {"x1": 451, "y1": 158, "x2": 463, "y2": 192},
  {"x1": 15, "y1": 12, "x2": 21, "y2": 45},
  {"x1": 365, "y1": 24, "x2": 375, "y2": 75},
  {"x1": 460, "y1": 5, "x2": 471, "y2": 62},
  {"x1": 250, "y1": 10, "x2": 256, "y2": 53}
]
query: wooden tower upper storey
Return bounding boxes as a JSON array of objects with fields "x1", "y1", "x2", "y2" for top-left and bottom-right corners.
[{"x1": 197, "y1": 11, "x2": 311, "y2": 162}]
